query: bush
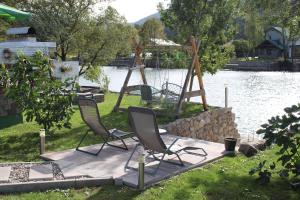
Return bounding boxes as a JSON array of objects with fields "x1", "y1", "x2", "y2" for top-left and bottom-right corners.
[
  {"x1": 161, "y1": 49, "x2": 191, "y2": 69},
  {"x1": 232, "y1": 39, "x2": 251, "y2": 57},
  {"x1": 0, "y1": 52, "x2": 76, "y2": 132},
  {"x1": 249, "y1": 104, "x2": 300, "y2": 184}
]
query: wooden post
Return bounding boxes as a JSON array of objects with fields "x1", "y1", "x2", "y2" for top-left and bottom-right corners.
[
  {"x1": 187, "y1": 70, "x2": 195, "y2": 102},
  {"x1": 113, "y1": 43, "x2": 148, "y2": 112},
  {"x1": 190, "y1": 37, "x2": 209, "y2": 111},
  {"x1": 175, "y1": 36, "x2": 209, "y2": 116}
]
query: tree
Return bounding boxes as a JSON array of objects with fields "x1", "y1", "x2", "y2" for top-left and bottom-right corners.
[
  {"x1": 22, "y1": 0, "x2": 101, "y2": 61},
  {"x1": 159, "y1": 0, "x2": 238, "y2": 74},
  {"x1": 0, "y1": 52, "x2": 75, "y2": 133},
  {"x1": 76, "y1": 6, "x2": 137, "y2": 76},
  {"x1": 240, "y1": 0, "x2": 266, "y2": 56},
  {"x1": 139, "y1": 18, "x2": 165, "y2": 45},
  {"x1": 21, "y1": 1, "x2": 136, "y2": 81}
]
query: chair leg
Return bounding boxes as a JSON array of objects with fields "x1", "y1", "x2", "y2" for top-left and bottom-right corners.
[
  {"x1": 180, "y1": 147, "x2": 208, "y2": 157},
  {"x1": 152, "y1": 153, "x2": 184, "y2": 166},
  {"x1": 124, "y1": 143, "x2": 139, "y2": 171},
  {"x1": 76, "y1": 130, "x2": 106, "y2": 156},
  {"x1": 107, "y1": 138, "x2": 128, "y2": 150},
  {"x1": 152, "y1": 152, "x2": 167, "y2": 175}
]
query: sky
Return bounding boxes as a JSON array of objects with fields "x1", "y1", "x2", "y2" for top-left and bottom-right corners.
[{"x1": 100, "y1": 0, "x2": 170, "y2": 23}]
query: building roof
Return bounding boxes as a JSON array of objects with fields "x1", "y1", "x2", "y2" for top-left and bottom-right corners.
[
  {"x1": 265, "y1": 26, "x2": 289, "y2": 38},
  {"x1": 150, "y1": 38, "x2": 181, "y2": 47}
]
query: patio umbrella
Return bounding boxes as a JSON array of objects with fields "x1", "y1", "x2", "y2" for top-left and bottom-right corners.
[{"x1": 0, "y1": 3, "x2": 31, "y2": 21}]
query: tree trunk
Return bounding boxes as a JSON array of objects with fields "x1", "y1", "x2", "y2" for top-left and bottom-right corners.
[
  {"x1": 61, "y1": 45, "x2": 67, "y2": 61},
  {"x1": 282, "y1": 26, "x2": 288, "y2": 63}
]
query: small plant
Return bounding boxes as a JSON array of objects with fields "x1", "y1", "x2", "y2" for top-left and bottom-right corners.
[
  {"x1": 250, "y1": 104, "x2": 300, "y2": 184},
  {"x1": 0, "y1": 52, "x2": 76, "y2": 133}
]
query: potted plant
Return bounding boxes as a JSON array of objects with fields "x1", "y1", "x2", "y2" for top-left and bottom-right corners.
[{"x1": 224, "y1": 137, "x2": 237, "y2": 151}]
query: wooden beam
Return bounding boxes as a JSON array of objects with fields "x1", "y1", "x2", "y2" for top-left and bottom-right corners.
[
  {"x1": 184, "y1": 90, "x2": 205, "y2": 99},
  {"x1": 175, "y1": 38, "x2": 200, "y2": 116},
  {"x1": 113, "y1": 42, "x2": 149, "y2": 112},
  {"x1": 190, "y1": 37, "x2": 209, "y2": 111},
  {"x1": 129, "y1": 65, "x2": 145, "y2": 71},
  {"x1": 125, "y1": 85, "x2": 142, "y2": 93},
  {"x1": 187, "y1": 69, "x2": 195, "y2": 102}
]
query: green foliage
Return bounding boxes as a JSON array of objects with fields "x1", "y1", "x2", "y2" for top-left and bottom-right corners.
[
  {"x1": 232, "y1": 40, "x2": 251, "y2": 57},
  {"x1": 160, "y1": 0, "x2": 239, "y2": 74},
  {"x1": 161, "y1": 49, "x2": 191, "y2": 69},
  {"x1": 22, "y1": 1, "x2": 135, "y2": 80},
  {"x1": 250, "y1": 104, "x2": 300, "y2": 184},
  {"x1": 84, "y1": 66, "x2": 110, "y2": 92},
  {"x1": 139, "y1": 18, "x2": 165, "y2": 46},
  {"x1": 77, "y1": 6, "x2": 137, "y2": 75},
  {"x1": 0, "y1": 52, "x2": 75, "y2": 132},
  {"x1": 23, "y1": 0, "x2": 100, "y2": 61}
]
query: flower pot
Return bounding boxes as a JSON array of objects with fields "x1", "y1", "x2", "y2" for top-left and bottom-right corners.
[{"x1": 224, "y1": 137, "x2": 237, "y2": 151}]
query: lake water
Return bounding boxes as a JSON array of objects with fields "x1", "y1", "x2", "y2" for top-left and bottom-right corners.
[{"x1": 80, "y1": 67, "x2": 300, "y2": 139}]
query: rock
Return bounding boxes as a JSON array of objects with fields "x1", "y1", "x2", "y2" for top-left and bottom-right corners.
[
  {"x1": 238, "y1": 143, "x2": 258, "y2": 157},
  {"x1": 250, "y1": 140, "x2": 266, "y2": 151}
]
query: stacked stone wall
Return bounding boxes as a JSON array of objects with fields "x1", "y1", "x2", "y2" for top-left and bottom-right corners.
[{"x1": 166, "y1": 108, "x2": 240, "y2": 143}]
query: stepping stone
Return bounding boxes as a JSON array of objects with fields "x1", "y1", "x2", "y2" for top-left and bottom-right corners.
[
  {"x1": 29, "y1": 164, "x2": 53, "y2": 181},
  {"x1": 0, "y1": 166, "x2": 11, "y2": 183}
]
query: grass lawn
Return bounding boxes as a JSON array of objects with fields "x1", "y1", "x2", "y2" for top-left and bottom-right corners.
[
  {"x1": 0, "y1": 93, "x2": 299, "y2": 199},
  {"x1": 0, "y1": 93, "x2": 203, "y2": 162}
]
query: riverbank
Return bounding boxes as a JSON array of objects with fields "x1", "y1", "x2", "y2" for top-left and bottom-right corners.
[{"x1": 225, "y1": 60, "x2": 300, "y2": 71}]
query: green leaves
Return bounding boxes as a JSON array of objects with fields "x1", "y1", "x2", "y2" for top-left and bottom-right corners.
[
  {"x1": 160, "y1": 0, "x2": 238, "y2": 74},
  {"x1": 0, "y1": 52, "x2": 75, "y2": 132},
  {"x1": 251, "y1": 103, "x2": 300, "y2": 184}
]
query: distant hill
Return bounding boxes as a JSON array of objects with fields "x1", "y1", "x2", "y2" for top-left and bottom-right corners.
[{"x1": 133, "y1": 12, "x2": 160, "y2": 25}]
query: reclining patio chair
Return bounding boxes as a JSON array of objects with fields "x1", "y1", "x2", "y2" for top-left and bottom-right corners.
[
  {"x1": 77, "y1": 98, "x2": 132, "y2": 156},
  {"x1": 125, "y1": 106, "x2": 207, "y2": 175}
]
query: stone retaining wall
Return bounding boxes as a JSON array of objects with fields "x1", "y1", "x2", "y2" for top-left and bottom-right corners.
[
  {"x1": 166, "y1": 107, "x2": 240, "y2": 143},
  {"x1": 0, "y1": 88, "x2": 19, "y2": 117}
]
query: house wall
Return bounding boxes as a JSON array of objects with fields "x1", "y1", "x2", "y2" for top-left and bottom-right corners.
[
  {"x1": 290, "y1": 45, "x2": 300, "y2": 58},
  {"x1": 257, "y1": 48, "x2": 282, "y2": 58},
  {"x1": 266, "y1": 30, "x2": 283, "y2": 45}
]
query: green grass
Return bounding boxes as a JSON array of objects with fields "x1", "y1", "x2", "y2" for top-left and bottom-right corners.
[
  {"x1": 0, "y1": 93, "x2": 203, "y2": 162},
  {"x1": 2, "y1": 148, "x2": 300, "y2": 200},
  {"x1": 0, "y1": 93, "x2": 299, "y2": 199}
]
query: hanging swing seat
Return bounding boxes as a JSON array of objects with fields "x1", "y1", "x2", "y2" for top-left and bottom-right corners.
[
  {"x1": 161, "y1": 82, "x2": 183, "y2": 104},
  {"x1": 140, "y1": 84, "x2": 161, "y2": 103}
]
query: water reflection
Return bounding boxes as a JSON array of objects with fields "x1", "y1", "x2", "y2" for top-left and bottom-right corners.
[{"x1": 80, "y1": 67, "x2": 300, "y2": 139}]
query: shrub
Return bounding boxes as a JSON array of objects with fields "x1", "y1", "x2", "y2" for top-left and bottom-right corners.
[
  {"x1": 250, "y1": 104, "x2": 300, "y2": 184},
  {"x1": 0, "y1": 52, "x2": 76, "y2": 133},
  {"x1": 232, "y1": 39, "x2": 251, "y2": 57}
]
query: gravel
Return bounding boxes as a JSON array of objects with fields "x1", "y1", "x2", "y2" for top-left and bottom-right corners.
[{"x1": 0, "y1": 162, "x2": 88, "y2": 183}]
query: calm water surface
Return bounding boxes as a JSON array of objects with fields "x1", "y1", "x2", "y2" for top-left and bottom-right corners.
[{"x1": 80, "y1": 67, "x2": 300, "y2": 139}]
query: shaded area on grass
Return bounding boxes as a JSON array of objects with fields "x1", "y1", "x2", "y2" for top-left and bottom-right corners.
[{"x1": 0, "y1": 114, "x2": 23, "y2": 129}]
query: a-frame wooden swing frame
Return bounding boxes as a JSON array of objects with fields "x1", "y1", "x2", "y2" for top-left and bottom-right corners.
[{"x1": 113, "y1": 36, "x2": 209, "y2": 116}]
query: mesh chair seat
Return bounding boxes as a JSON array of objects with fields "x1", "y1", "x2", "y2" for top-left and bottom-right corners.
[
  {"x1": 109, "y1": 129, "x2": 131, "y2": 138},
  {"x1": 76, "y1": 98, "x2": 132, "y2": 156}
]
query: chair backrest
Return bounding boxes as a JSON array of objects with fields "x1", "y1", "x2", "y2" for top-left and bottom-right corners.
[
  {"x1": 78, "y1": 98, "x2": 109, "y2": 138},
  {"x1": 128, "y1": 106, "x2": 167, "y2": 153}
]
